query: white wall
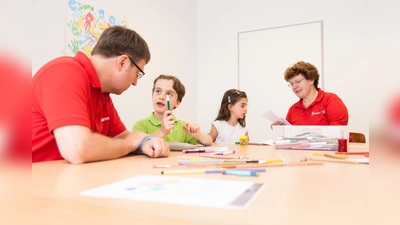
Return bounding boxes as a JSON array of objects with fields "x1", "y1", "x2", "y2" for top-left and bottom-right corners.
[
  {"x1": 1, "y1": 1, "x2": 31, "y2": 61},
  {"x1": 32, "y1": 0, "x2": 198, "y2": 131},
  {"x1": 197, "y1": 0, "x2": 400, "y2": 142},
  {"x1": 238, "y1": 22, "x2": 323, "y2": 142},
  {"x1": 32, "y1": 0, "x2": 399, "y2": 143}
]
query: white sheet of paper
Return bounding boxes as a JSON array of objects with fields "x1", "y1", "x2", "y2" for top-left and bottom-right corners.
[
  {"x1": 262, "y1": 111, "x2": 291, "y2": 125},
  {"x1": 80, "y1": 175, "x2": 265, "y2": 210}
]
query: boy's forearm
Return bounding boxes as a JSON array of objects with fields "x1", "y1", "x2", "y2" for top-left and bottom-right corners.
[{"x1": 197, "y1": 133, "x2": 213, "y2": 146}]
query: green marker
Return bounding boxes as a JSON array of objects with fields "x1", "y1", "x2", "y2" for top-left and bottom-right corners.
[
  {"x1": 167, "y1": 94, "x2": 171, "y2": 111},
  {"x1": 167, "y1": 94, "x2": 172, "y2": 133}
]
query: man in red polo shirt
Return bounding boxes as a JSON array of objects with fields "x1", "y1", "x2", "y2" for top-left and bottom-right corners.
[{"x1": 32, "y1": 26, "x2": 170, "y2": 163}]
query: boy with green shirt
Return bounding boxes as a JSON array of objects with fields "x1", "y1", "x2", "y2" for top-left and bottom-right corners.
[{"x1": 132, "y1": 75, "x2": 213, "y2": 146}]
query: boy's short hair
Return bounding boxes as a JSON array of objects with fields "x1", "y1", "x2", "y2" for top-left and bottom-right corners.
[
  {"x1": 152, "y1": 74, "x2": 186, "y2": 102},
  {"x1": 91, "y1": 26, "x2": 151, "y2": 63}
]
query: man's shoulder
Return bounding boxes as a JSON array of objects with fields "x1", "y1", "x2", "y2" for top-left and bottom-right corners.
[
  {"x1": 41, "y1": 55, "x2": 84, "y2": 71},
  {"x1": 33, "y1": 56, "x2": 87, "y2": 83}
]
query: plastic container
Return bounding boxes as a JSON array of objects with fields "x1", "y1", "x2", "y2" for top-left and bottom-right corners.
[{"x1": 240, "y1": 135, "x2": 248, "y2": 146}]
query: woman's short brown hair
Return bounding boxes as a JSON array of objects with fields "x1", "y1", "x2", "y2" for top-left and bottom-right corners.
[{"x1": 284, "y1": 61, "x2": 319, "y2": 89}]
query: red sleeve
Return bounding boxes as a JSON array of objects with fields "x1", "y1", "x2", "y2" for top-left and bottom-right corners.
[
  {"x1": 325, "y1": 94, "x2": 349, "y2": 125},
  {"x1": 35, "y1": 63, "x2": 91, "y2": 132}
]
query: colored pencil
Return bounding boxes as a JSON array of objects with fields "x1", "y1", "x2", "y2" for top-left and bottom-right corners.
[
  {"x1": 313, "y1": 152, "x2": 348, "y2": 159},
  {"x1": 335, "y1": 152, "x2": 369, "y2": 155},
  {"x1": 308, "y1": 157, "x2": 368, "y2": 164}
]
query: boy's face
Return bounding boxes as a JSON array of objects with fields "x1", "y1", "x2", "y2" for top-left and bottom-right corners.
[{"x1": 152, "y1": 79, "x2": 180, "y2": 114}]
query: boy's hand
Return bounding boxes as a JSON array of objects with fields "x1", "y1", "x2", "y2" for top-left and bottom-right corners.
[
  {"x1": 182, "y1": 122, "x2": 201, "y2": 138},
  {"x1": 161, "y1": 110, "x2": 175, "y2": 135}
]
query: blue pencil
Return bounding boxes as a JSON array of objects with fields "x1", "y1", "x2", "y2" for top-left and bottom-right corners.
[{"x1": 222, "y1": 170, "x2": 260, "y2": 176}]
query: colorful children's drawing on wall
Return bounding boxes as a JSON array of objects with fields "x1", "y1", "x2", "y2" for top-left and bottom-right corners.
[{"x1": 63, "y1": 0, "x2": 128, "y2": 56}]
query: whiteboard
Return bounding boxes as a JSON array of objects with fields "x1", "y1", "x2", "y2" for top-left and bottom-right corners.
[{"x1": 238, "y1": 21, "x2": 323, "y2": 142}]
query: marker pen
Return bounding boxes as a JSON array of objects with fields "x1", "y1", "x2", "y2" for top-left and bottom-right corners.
[
  {"x1": 214, "y1": 150, "x2": 235, "y2": 155},
  {"x1": 182, "y1": 149, "x2": 215, "y2": 153}
]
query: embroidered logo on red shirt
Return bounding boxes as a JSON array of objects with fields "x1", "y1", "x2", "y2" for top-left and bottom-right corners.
[
  {"x1": 101, "y1": 117, "x2": 110, "y2": 122},
  {"x1": 311, "y1": 109, "x2": 326, "y2": 116}
]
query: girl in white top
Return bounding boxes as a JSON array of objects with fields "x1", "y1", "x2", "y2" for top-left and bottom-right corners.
[{"x1": 209, "y1": 89, "x2": 249, "y2": 143}]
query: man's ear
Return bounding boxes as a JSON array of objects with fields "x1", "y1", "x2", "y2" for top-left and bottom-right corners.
[
  {"x1": 117, "y1": 55, "x2": 129, "y2": 72},
  {"x1": 173, "y1": 100, "x2": 181, "y2": 110}
]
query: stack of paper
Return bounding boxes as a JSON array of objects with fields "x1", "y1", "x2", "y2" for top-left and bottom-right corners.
[{"x1": 275, "y1": 132, "x2": 338, "y2": 150}]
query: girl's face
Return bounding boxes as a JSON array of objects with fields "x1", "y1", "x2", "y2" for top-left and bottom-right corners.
[
  {"x1": 152, "y1": 79, "x2": 180, "y2": 114},
  {"x1": 229, "y1": 97, "x2": 248, "y2": 119}
]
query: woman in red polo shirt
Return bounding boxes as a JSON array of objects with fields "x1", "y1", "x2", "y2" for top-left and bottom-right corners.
[{"x1": 271, "y1": 61, "x2": 348, "y2": 127}]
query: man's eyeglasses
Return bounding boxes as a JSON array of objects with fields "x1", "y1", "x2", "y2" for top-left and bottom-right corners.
[
  {"x1": 287, "y1": 78, "x2": 305, "y2": 88},
  {"x1": 127, "y1": 56, "x2": 145, "y2": 79}
]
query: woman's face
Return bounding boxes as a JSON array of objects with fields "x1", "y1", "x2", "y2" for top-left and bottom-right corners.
[{"x1": 288, "y1": 74, "x2": 315, "y2": 98}]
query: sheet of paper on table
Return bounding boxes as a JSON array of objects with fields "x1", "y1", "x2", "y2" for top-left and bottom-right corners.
[{"x1": 80, "y1": 175, "x2": 265, "y2": 210}]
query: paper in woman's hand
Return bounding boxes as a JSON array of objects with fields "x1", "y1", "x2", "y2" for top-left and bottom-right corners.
[{"x1": 262, "y1": 110, "x2": 291, "y2": 125}]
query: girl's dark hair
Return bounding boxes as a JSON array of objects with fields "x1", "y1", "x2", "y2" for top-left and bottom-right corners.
[{"x1": 214, "y1": 89, "x2": 247, "y2": 127}]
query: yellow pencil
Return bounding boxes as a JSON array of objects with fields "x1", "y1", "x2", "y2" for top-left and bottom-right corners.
[{"x1": 258, "y1": 159, "x2": 284, "y2": 164}]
